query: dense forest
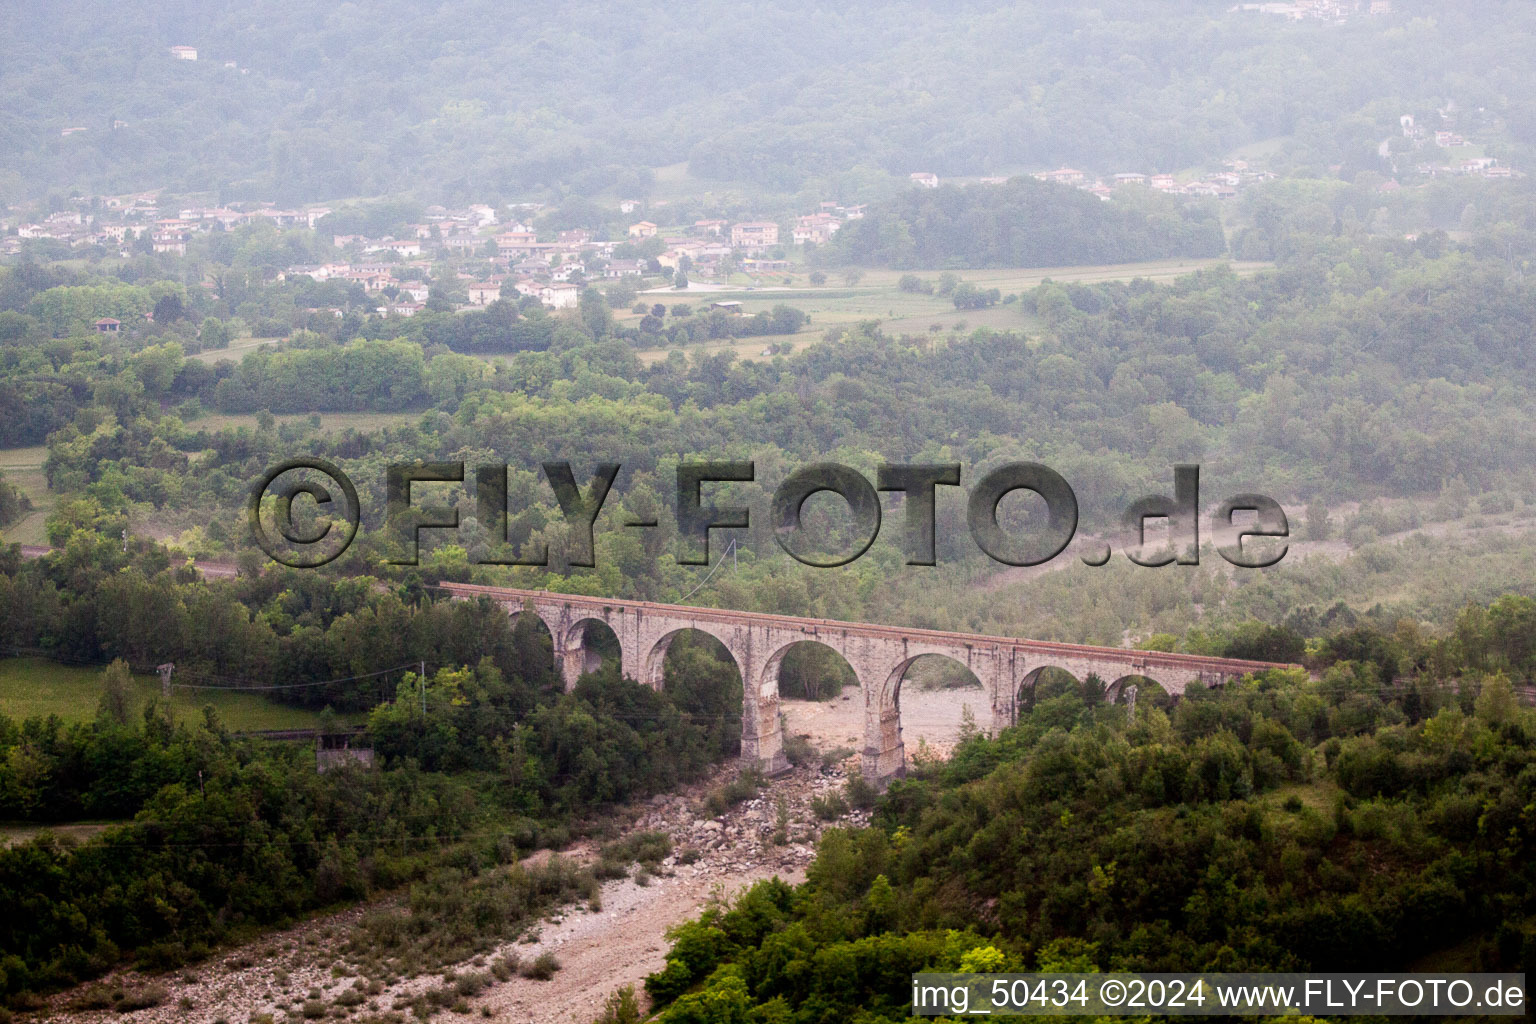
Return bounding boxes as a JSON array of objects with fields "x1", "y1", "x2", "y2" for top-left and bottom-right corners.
[
  {"x1": 642, "y1": 658, "x2": 1536, "y2": 1022},
  {"x1": 0, "y1": 541, "x2": 749, "y2": 999},
  {"x1": 5, "y1": 1, "x2": 1536, "y2": 202},
  {"x1": 824, "y1": 180, "x2": 1226, "y2": 268}
]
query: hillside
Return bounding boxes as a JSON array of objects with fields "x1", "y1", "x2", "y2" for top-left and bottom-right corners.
[{"x1": 5, "y1": 1, "x2": 1536, "y2": 203}]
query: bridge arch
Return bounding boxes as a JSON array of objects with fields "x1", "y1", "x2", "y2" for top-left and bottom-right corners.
[
  {"x1": 1107, "y1": 673, "x2": 1170, "y2": 711},
  {"x1": 552, "y1": 616, "x2": 623, "y2": 689},
  {"x1": 646, "y1": 629, "x2": 745, "y2": 761},
  {"x1": 870, "y1": 652, "x2": 988, "y2": 780},
  {"x1": 642, "y1": 623, "x2": 739, "y2": 691},
  {"x1": 1016, "y1": 664, "x2": 1085, "y2": 709},
  {"x1": 762, "y1": 639, "x2": 859, "y2": 702}
]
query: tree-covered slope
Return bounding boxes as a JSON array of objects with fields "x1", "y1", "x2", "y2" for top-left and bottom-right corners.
[
  {"x1": 6, "y1": 0, "x2": 1536, "y2": 203},
  {"x1": 642, "y1": 652, "x2": 1536, "y2": 1022},
  {"x1": 824, "y1": 179, "x2": 1227, "y2": 267}
]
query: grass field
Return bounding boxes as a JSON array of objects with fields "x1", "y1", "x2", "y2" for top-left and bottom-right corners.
[
  {"x1": 183, "y1": 410, "x2": 424, "y2": 434},
  {"x1": 187, "y1": 333, "x2": 282, "y2": 364},
  {"x1": 632, "y1": 258, "x2": 1269, "y2": 364},
  {"x1": 0, "y1": 657, "x2": 347, "y2": 731},
  {"x1": 0, "y1": 445, "x2": 52, "y2": 546},
  {"x1": 0, "y1": 821, "x2": 121, "y2": 849}
]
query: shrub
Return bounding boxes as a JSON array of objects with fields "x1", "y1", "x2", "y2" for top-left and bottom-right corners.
[
  {"x1": 783, "y1": 733, "x2": 816, "y2": 766},
  {"x1": 845, "y1": 774, "x2": 878, "y2": 810},
  {"x1": 68, "y1": 986, "x2": 115, "y2": 1011},
  {"x1": 821, "y1": 745, "x2": 856, "y2": 769},
  {"x1": 704, "y1": 770, "x2": 764, "y2": 814},
  {"x1": 519, "y1": 952, "x2": 561, "y2": 980},
  {"x1": 116, "y1": 984, "x2": 169, "y2": 1011},
  {"x1": 593, "y1": 858, "x2": 629, "y2": 880},
  {"x1": 811, "y1": 792, "x2": 849, "y2": 820},
  {"x1": 600, "y1": 830, "x2": 672, "y2": 866},
  {"x1": 594, "y1": 985, "x2": 643, "y2": 1024}
]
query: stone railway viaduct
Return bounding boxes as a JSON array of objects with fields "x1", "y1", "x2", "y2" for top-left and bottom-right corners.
[{"x1": 441, "y1": 582, "x2": 1297, "y2": 784}]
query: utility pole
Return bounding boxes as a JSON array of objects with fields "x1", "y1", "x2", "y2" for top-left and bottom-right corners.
[
  {"x1": 420, "y1": 660, "x2": 426, "y2": 715},
  {"x1": 156, "y1": 662, "x2": 174, "y2": 697}
]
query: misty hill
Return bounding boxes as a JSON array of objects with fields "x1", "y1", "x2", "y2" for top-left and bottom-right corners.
[{"x1": 5, "y1": 0, "x2": 1536, "y2": 204}]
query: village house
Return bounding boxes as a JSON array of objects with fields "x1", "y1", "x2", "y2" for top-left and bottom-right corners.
[
  {"x1": 170, "y1": 45, "x2": 197, "y2": 60},
  {"x1": 910, "y1": 172, "x2": 939, "y2": 188},
  {"x1": 257, "y1": 209, "x2": 309, "y2": 227},
  {"x1": 540, "y1": 282, "x2": 581, "y2": 309},
  {"x1": 466, "y1": 282, "x2": 503, "y2": 305},
  {"x1": 604, "y1": 259, "x2": 644, "y2": 278},
  {"x1": 513, "y1": 257, "x2": 551, "y2": 276},
  {"x1": 495, "y1": 231, "x2": 540, "y2": 256},
  {"x1": 792, "y1": 213, "x2": 841, "y2": 245},
  {"x1": 694, "y1": 219, "x2": 727, "y2": 236},
  {"x1": 383, "y1": 239, "x2": 422, "y2": 257},
  {"x1": 730, "y1": 221, "x2": 779, "y2": 249},
  {"x1": 400, "y1": 283, "x2": 431, "y2": 303},
  {"x1": 620, "y1": 199, "x2": 641, "y2": 214},
  {"x1": 442, "y1": 234, "x2": 481, "y2": 254},
  {"x1": 387, "y1": 302, "x2": 425, "y2": 317},
  {"x1": 1036, "y1": 167, "x2": 1087, "y2": 185},
  {"x1": 94, "y1": 318, "x2": 121, "y2": 333},
  {"x1": 628, "y1": 221, "x2": 658, "y2": 239},
  {"x1": 345, "y1": 270, "x2": 395, "y2": 292}
]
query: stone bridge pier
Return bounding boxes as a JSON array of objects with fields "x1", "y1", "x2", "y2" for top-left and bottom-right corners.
[{"x1": 441, "y1": 583, "x2": 1292, "y2": 786}]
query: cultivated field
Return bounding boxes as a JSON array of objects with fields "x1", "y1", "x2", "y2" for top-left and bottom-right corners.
[
  {"x1": 0, "y1": 444, "x2": 51, "y2": 546},
  {"x1": 184, "y1": 410, "x2": 425, "y2": 434}
]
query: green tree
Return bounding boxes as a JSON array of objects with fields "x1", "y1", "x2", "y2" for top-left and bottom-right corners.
[{"x1": 97, "y1": 658, "x2": 135, "y2": 726}]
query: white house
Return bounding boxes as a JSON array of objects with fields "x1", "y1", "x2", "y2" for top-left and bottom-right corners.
[
  {"x1": 466, "y1": 282, "x2": 503, "y2": 305},
  {"x1": 170, "y1": 45, "x2": 197, "y2": 61},
  {"x1": 541, "y1": 282, "x2": 581, "y2": 309}
]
